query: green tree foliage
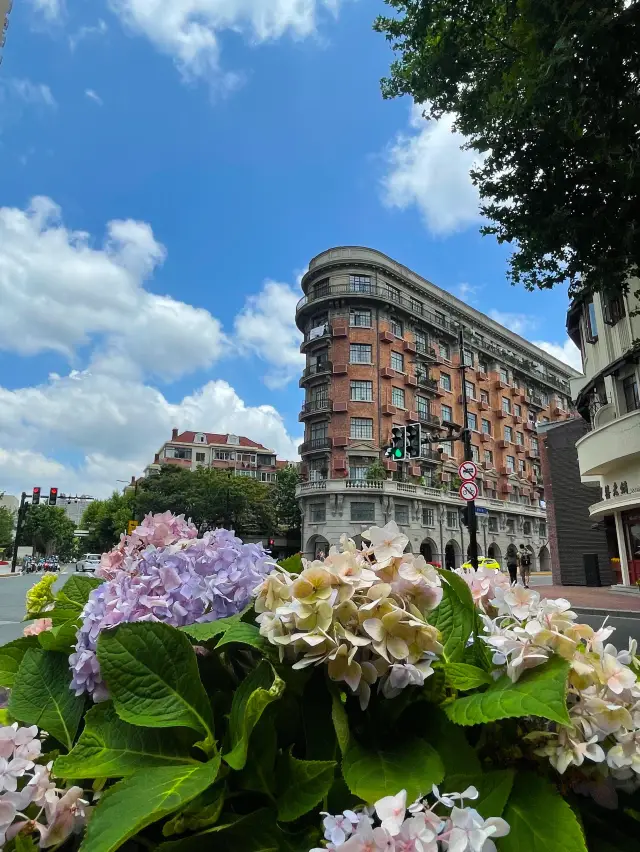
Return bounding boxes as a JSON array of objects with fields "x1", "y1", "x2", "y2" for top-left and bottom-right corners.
[
  {"x1": 134, "y1": 467, "x2": 276, "y2": 537},
  {"x1": 80, "y1": 492, "x2": 137, "y2": 554},
  {"x1": 375, "y1": 0, "x2": 640, "y2": 297},
  {"x1": 0, "y1": 506, "x2": 15, "y2": 552},
  {"x1": 366, "y1": 460, "x2": 388, "y2": 482},
  {"x1": 273, "y1": 465, "x2": 301, "y2": 531},
  {"x1": 20, "y1": 505, "x2": 76, "y2": 559}
]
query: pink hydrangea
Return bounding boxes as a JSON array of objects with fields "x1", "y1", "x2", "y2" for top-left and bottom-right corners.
[{"x1": 23, "y1": 619, "x2": 53, "y2": 637}]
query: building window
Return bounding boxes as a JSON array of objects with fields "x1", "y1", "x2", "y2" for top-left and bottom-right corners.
[
  {"x1": 518, "y1": 459, "x2": 526, "y2": 474},
  {"x1": 350, "y1": 418, "x2": 373, "y2": 440},
  {"x1": 395, "y1": 504, "x2": 409, "y2": 525},
  {"x1": 350, "y1": 343, "x2": 372, "y2": 364},
  {"x1": 516, "y1": 432, "x2": 524, "y2": 446},
  {"x1": 391, "y1": 387, "x2": 406, "y2": 408},
  {"x1": 387, "y1": 285, "x2": 400, "y2": 303},
  {"x1": 531, "y1": 437, "x2": 539, "y2": 454},
  {"x1": 166, "y1": 447, "x2": 192, "y2": 460},
  {"x1": 623, "y1": 375, "x2": 640, "y2": 413},
  {"x1": 439, "y1": 342, "x2": 450, "y2": 360},
  {"x1": 441, "y1": 404, "x2": 453, "y2": 422},
  {"x1": 539, "y1": 522, "x2": 547, "y2": 538},
  {"x1": 310, "y1": 385, "x2": 329, "y2": 406},
  {"x1": 480, "y1": 390, "x2": 489, "y2": 405},
  {"x1": 390, "y1": 318, "x2": 403, "y2": 337},
  {"x1": 441, "y1": 441, "x2": 453, "y2": 456},
  {"x1": 502, "y1": 397, "x2": 511, "y2": 414},
  {"x1": 351, "y1": 502, "x2": 375, "y2": 522},
  {"x1": 415, "y1": 330, "x2": 427, "y2": 352},
  {"x1": 478, "y1": 361, "x2": 488, "y2": 374},
  {"x1": 237, "y1": 469, "x2": 257, "y2": 478},
  {"x1": 603, "y1": 295, "x2": 625, "y2": 326},
  {"x1": 310, "y1": 422, "x2": 328, "y2": 441},
  {"x1": 260, "y1": 472, "x2": 277, "y2": 482},
  {"x1": 422, "y1": 507, "x2": 434, "y2": 526},
  {"x1": 350, "y1": 308, "x2": 371, "y2": 327},
  {"x1": 499, "y1": 367, "x2": 509, "y2": 384},
  {"x1": 471, "y1": 445, "x2": 480, "y2": 463},
  {"x1": 506, "y1": 518, "x2": 515, "y2": 534},
  {"x1": 410, "y1": 297, "x2": 423, "y2": 316},
  {"x1": 467, "y1": 412, "x2": 477, "y2": 431},
  {"x1": 416, "y1": 396, "x2": 429, "y2": 419},
  {"x1": 351, "y1": 380, "x2": 373, "y2": 402},
  {"x1": 310, "y1": 503, "x2": 326, "y2": 523},
  {"x1": 391, "y1": 351, "x2": 405, "y2": 372},
  {"x1": 465, "y1": 381, "x2": 476, "y2": 399},
  {"x1": 195, "y1": 452, "x2": 206, "y2": 462},
  {"x1": 309, "y1": 458, "x2": 328, "y2": 481},
  {"x1": 481, "y1": 418, "x2": 491, "y2": 435},
  {"x1": 463, "y1": 349, "x2": 474, "y2": 367},
  {"x1": 506, "y1": 455, "x2": 515, "y2": 472},
  {"x1": 488, "y1": 517, "x2": 498, "y2": 533},
  {"x1": 484, "y1": 449, "x2": 493, "y2": 466},
  {"x1": 349, "y1": 465, "x2": 368, "y2": 481},
  {"x1": 446, "y1": 510, "x2": 458, "y2": 529},
  {"x1": 349, "y1": 275, "x2": 372, "y2": 293},
  {"x1": 586, "y1": 301, "x2": 598, "y2": 342},
  {"x1": 440, "y1": 373, "x2": 452, "y2": 392},
  {"x1": 214, "y1": 450, "x2": 234, "y2": 460},
  {"x1": 514, "y1": 403, "x2": 522, "y2": 418},
  {"x1": 504, "y1": 426, "x2": 513, "y2": 443}
]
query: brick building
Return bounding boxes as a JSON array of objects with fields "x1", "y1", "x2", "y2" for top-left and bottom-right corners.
[
  {"x1": 538, "y1": 419, "x2": 612, "y2": 585},
  {"x1": 295, "y1": 246, "x2": 580, "y2": 566},
  {"x1": 146, "y1": 430, "x2": 291, "y2": 483},
  {"x1": 0, "y1": 0, "x2": 12, "y2": 61}
]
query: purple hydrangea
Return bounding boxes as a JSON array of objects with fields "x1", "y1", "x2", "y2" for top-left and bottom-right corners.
[{"x1": 69, "y1": 528, "x2": 275, "y2": 701}]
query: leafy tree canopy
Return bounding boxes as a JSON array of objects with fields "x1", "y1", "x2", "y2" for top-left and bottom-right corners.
[
  {"x1": 0, "y1": 507, "x2": 14, "y2": 551},
  {"x1": 20, "y1": 504, "x2": 77, "y2": 559},
  {"x1": 375, "y1": 0, "x2": 640, "y2": 298},
  {"x1": 273, "y1": 465, "x2": 301, "y2": 531},
  {"x1": 80, "y1": 491, "x2": 137, "y2": 554}
]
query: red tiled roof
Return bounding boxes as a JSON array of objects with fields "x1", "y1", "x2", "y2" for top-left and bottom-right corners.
[{"x1": 172, "y1": 432, "x2": 272, "y2": 452}]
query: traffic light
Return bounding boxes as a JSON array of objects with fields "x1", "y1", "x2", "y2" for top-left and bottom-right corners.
[
  {"x1": 32, "y1": 487, "x2": 41, "y2": 506},
  {"x1": 460, "y1": 505, "x2": 476, "y2": 531},
  {"x1": 387, "y1": 426, "x2": 406, "y2": 461},
  {"x1": 406, "y1": 423, "x2": 422, "y2": 459},
  {"x1": 49, "y1": 487, "x2": 58, "y2": 506},
  {"x1": 268, "y1": 538, "x2": 275, "y2": 551}
]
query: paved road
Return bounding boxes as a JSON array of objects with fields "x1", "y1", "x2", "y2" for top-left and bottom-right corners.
[{"x1": 0, "y1": 573, "x2": 69, "y2": 645}]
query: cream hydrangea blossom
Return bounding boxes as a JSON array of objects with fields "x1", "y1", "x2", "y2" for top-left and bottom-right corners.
[{"x1": 255, "y1": 522, "x2": 443, "y2": 707}]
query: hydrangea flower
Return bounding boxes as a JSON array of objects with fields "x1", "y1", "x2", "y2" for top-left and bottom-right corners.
[{"x1": 70, "y1": 524, "x2": 275, "y2": 701}]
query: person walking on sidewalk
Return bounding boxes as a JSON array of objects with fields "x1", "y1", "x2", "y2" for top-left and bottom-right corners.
[
  {"x1": 506, "y1": 548, "x2": 519, "y2": 586},
  {"x1": 519, "y1": 544, "x2": 531, "y2": 588}
]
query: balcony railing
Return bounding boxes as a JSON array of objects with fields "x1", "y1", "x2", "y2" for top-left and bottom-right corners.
[
  {"x1": 301, "y1": 324, "x2": 330, "y2": 346},
  {"x1": 416, "y1": 373, "x2": 439, "y2": 392},
  {"x1": 416, "y1": 344, "x2": 439, "y2": 359},
  {"x1": 299, "y1": 438, "x2": 331, "y2": 454},
  {"x1": 417, "y1": 411, "x2": 441, "y2": 427},
  {"x1": 300, "y1": 399, "x2": 332, "y2": 418},
  {"x1": 301, "y1": 361, "x2": 332, "y2": 381},
  {"x1": 297, "y1": 283, "x2": 456, "y2": 334}
]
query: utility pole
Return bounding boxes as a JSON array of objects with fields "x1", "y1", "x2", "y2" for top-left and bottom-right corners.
[
  {"x1": 458, "y1": 326, "x2": 479, "y2": 571},
  {"x1": 11, "y1": 492, "x2": 29, "y2": 574}
]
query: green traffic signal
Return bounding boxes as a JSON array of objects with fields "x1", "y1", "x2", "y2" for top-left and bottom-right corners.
[{"x1": 393, "y1": 448, "x2": 403, "y2": 459}]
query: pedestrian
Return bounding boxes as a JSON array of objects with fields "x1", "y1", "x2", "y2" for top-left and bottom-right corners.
[
  {"x1": 506, "y1": 548, "x2": 519, "y2": 586},
  {"x1": 519, "y1": 544, "x2": 531, "y2": 588}
]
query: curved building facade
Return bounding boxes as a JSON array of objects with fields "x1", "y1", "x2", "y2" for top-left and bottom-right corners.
[{"x1": 295, "y1": 247, "x2": 578, "y2": 568}]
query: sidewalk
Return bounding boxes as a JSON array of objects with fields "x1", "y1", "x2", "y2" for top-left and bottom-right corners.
[{"x1": 537, "y1": 584, "x2": 640, "y2": 616}]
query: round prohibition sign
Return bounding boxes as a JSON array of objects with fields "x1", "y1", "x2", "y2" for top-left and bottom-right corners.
[
  {"x1": 458, "y1": 460, "x2": 478, "y2": 482},
  {"x1": 459, "y1": 480, "x2": 479, "y2": 502}
]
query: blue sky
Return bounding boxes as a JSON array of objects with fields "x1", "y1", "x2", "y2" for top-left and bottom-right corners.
[{"x1": 0, "y1": 0, "x2": 579, "y2": 497}]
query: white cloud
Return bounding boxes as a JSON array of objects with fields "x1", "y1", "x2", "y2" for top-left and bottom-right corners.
[
  {"x1": 69, "y1": 19, "x2": 108, "y2": 50},
  {"x1": 84, "y1": 89, "x2": 103, "y2": 106},
  {"x1": 0, "y1": 197, "x2": 226, "y2": 380},
  {"x1": 382, "y1": 103, "x2": 484, "y2": 236},
  {"x1": 234, "y1": 280, "x2": 304, "y2": 388},
  {"x1": 1, "y1": 78, "x2": 57, "y2": 109},
  {"x1": 532, "y1": 339, "x2": 583, "y2": 372},
  {"x1": 28, "y1": 0, "x2": 63, "y2": 21},
  {"x1": 489, "y1": 310, "x2": 538, "y2": 338},
  {"x1": 455, "y1": 282, "x2": 480, "y2": 304},
  {"x1": 107, "y1": 0, "x2": 344, "y2": 81}
]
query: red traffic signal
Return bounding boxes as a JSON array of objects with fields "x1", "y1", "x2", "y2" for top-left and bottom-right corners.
[
  {"x1": 32, "y1": 487, "x2": 41, "y2": 505},
  {"x1": 49, "y1": 487, "x2": 58, "y2": 506},
  {"x1": 268, "y1": 538, "x2": 275, "y2": 549}
]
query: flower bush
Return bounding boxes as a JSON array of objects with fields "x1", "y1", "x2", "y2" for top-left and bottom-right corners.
[{"x1": 0, "y1": 516, "x2": 638, "y2": 850}]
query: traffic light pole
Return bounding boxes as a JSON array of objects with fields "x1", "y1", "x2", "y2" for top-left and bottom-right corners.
[
  {"x1": 458, "y1": 326, "x2": 479, "y2": 572},
  {"x1": 11, "y1": 492, "x2": 29, "y2": 574}
]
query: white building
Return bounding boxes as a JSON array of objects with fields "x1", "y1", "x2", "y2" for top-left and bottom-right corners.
[{"x1": 58, "y1": 495, "x2": 94, "y2": 526}]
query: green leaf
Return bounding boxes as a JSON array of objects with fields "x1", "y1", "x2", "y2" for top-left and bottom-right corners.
[
  {"x1": 278, "y1": 554, "x2": 303, "y2": 574},
  {"x1": 0, "y1": 637, "x2": 39, "y2": 687},
  {"x1": 445, "y1": 656, "x2": 571, "y2": 727},
  {"x1": 223, "y1": 660, "x2": 285, "y2": 770},
  {"x1": 97, "y1": 622, "x2": 215, "y2": 742},
  {"x1": 421, "y1": 707, "x2": 481, "y2": 777},
  {"x1": 442, "y1": 662, "x2": 492, "y2": 690},
  {"x1": 179, "y1": 614, "x2": 241, "y2": 643},
  {"x1": 54, "y1": 703, "x2": 198, "y2": 778},
  {"x1": 58, "y1": 574, "x2": 103, "y2": 608},
  {"x1": 215, "y1": 622, "x2": 268, "y2": 653},
  {"x1": 445, "y1": 770, "x2": 514, "y2": 819},
  {"x1": 500, "y1": 772, "x2": 587, "y2": 852},
  {"x1": 342, "y1": 737, "x2": 444, "y2": 803},
  {"x1": 79, "y1": 757, "x2": 221, "y2": 852},
  {"x1": 237, "y1": 718, "x2": 277, "y2": 798},
  {"x1": 38, "y1": 621, "x2": 79, "y2": 653},
  {"x1": 8, "y1": 649, "x2": 83, "y2": 751},
  {"x1": 14, "y1": 835, "x2": 39, "y2": 852},
  {"x1": 331, "y1": 691, "x2": 350, "y2": 756},
  {"x1": 429, "y1": 569, "x2": 475, "y2": 662},
  {"x1": 277, "y1": 753, "x2": 336, "y2": 822},
  {"x1": 162, "y1": 784, "x2": 226, "y2": 837}
]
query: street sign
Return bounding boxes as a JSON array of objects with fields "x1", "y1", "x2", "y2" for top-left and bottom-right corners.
[
  {"x1": 127, "y1": 520, "x2": 139, "y2": 535},
  {"x1": 474, "y1": 506, "x2": 489, "y2": 516},
  {"x1": 459, "y1": 481, "x2": 479, "y2": 502},
  {"x1": 458, "y1": 461, "x2": 478, "y2": 482}
]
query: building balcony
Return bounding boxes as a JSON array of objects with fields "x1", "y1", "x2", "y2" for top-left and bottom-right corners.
[
  {"x1": 296, "y1": 282, "x2": 456, "y2": 335},
  {"x1": 416, "y1": 373, "x2": 439, "y2": 392},
  {"x1": 417, "y1": 411, "x2": 441, "y2": 427},
  {"x1": 299, "y1": 438, "x2": 331, "y2": 455},
  {"x1": 299, "y1": 399, "x2": 332, "y2": 420},
  {"x1": 300, "y1": 324, "x2": 330, "y2": 351},
  {"x1": 299, "y1": 361, "x2": 333, "y2": 385},
  {"x1": 416, "y1": 343, "x2": 438, "y2": 360},
  {"x1": 576, "y1": 409, "x2": 640, "y2": 477}
]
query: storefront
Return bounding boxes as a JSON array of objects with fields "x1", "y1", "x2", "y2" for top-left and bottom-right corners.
[{"x1": 621, "y1": 510, "x2": 640, "y2": 585}]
